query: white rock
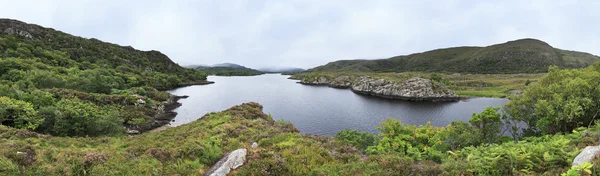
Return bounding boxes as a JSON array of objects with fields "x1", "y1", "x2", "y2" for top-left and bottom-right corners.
[
  {"x1": 573, "y1": 145, "x2": 600, "y2": 166},
  {"x1": 206, "y1": 149, "x2": 247, "y2": 176},
  {"x1": 127, "y1": 129, "x2": 140, "y2": 135},
  {"x1": 251, "y1": 142, "x2": 258, "y2": 149}
]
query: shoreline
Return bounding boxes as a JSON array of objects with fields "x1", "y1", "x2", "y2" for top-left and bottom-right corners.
[
  {"x1": 127, "y1": 80, "x2": 214, "y2": 134},
  {"x1": 155, "y1": 80, "x2": 215, "y2": 91}
]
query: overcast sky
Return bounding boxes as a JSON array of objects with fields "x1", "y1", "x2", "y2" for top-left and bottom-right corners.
[{"x1": 1, "y1": 0, "x2": 599, "y2": 69}]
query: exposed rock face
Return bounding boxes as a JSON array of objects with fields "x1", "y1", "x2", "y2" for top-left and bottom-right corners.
[
  {"x1": 298, "y1": 75, "x2": 459, "y2": 101},
  {"x1": 572, "y1": 145, "x2": 600, "y2": 166},
  {"x1": 351, "y1": 77, "x2": 459, "y2": 101},
  {"x1": 0, "y1": 19, "x2": 38, "y2": 39},
  {"x1": 299, "y1": 76, "x2": 332, "y2": 86},
  {"x1": 298, "y1": 75, "x2": 353, "y2": 88},
  {"x1": 205, "y1": 149, "x2": 247, "y2": 176}
]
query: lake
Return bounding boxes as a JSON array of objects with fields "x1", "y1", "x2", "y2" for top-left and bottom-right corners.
[{"x1": 167, "y1": 74, "x2": 509, "y2": 136}]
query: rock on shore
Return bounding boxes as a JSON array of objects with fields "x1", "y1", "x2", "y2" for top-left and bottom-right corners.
[
  {"x1": 298, "y1": 75, "x2": 459, "y2": 102},
  {"x1": 351, "y1": 77, "x2": 459, "y2": 102}
]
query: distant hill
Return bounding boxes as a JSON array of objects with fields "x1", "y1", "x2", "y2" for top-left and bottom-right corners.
[
  {"x1": 258, "y1": 67, "x2": 306, "y2": 73},
  {"x1": 307, "y1": 38, "x2": 600, "y2": 73},
  {"x1": 192, "y1": 63, "x2": 264, "y2": 76}
]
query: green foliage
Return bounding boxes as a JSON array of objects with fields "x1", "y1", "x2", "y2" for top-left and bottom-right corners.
[
  {"x1": 334, "y1": 129, "x2": 379, "y2": 151},
  {"x1": 37, "y1": 99, "x2": 124, "y2": 137},
  {"x1": 196, "y1": 66, "x2": 263, "y2": 76},
  {"x1": 469, "y1": 106, "x2": 503, "y2": 143},
  {"x1": 1, "y1": 101, "x2": 599, "y2": 175},
  {"x1": 366, "y1": 119, "x2": 446, "y2": 162},
  {"x1": 430, "y1": 73, "x2": 442, "y2": 82},
  {"x1": 0, "y1": 156, "x2": 19, "y2": 175},
  {"x1": 443, "y1": 133, "x2": 581, "y2": 175},
  {"x1": 0, "y1": 19, "x2": 212, "y2": 137},
  {"x1": 0, "y1": 96, "x2": 41, "y2": 130},
  {"x1": 505, "y1": 64, "x2": 600, "y2": 134},
  {"x1": 439, "y1": 121, "x2": 482, "y2": 150},
  {"x1": 562, "y1": 162, "x2": 593, "y2": 176}
]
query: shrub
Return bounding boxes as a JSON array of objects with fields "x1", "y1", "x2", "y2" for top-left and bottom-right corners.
[
  {"x1": 0, "y1": 96, "x2": 41, "y2": 130},
  {"x1": 335, "y1": 129, "x2": 379, "y2": 151},
  {"x1": 39, "y1": 99, "x2": 124, "y2": 137}
]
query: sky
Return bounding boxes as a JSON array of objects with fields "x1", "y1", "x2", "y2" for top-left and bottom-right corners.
[{"x1": 1, "y1": 0, "x2": 599, "y2": 69}]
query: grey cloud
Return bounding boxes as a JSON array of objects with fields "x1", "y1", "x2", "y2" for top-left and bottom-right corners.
[{"x1": 0, "y1": 0, "x2": 598, "y2": 69}]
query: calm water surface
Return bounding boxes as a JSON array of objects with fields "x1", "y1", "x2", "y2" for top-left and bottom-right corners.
[{"x1": 168, "y1": 74, "x2": 508, "y2": 136}]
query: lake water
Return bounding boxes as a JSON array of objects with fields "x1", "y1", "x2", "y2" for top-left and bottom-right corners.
[{"x1": 167, "y1": 74, "x2": 509, "y2": 136}]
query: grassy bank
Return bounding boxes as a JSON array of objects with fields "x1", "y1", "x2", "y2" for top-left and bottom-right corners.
[{"x1": 291, "y1": 72, "x2": 544, "y2": 98}]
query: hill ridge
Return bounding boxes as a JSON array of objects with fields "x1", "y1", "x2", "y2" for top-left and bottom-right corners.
[{"x1": 308, "y1": 38, "x2": 599, "y2": 73}]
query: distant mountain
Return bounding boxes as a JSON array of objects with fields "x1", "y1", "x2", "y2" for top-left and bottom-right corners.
[
  {"x1": 258, "y1": 67, "x2": 306, "y2": 73},
  {"x1": 192, "y1": 63, "x2": 264, "y2": 76},
  {"x1": 212, "y1": 63, "x2": 248, "y2": 69},
  {"x1": 307, "y1": 38, "x2": 600, "y2": 74}
]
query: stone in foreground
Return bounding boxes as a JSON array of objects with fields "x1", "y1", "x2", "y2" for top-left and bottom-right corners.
[
  {"x1": 205, "y1": 148, "x2": 247, "y2": 176},
  {"x1": 572, "y1": 145, "x2": 600, "y2": 166}
]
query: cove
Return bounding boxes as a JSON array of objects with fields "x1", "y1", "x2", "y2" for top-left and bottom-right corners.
[{"x1": 167, "y1": 74, "x2": 509, "y2": 136}]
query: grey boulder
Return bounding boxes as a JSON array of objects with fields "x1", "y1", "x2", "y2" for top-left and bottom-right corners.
[{"x1": 205, "y1": 149, "x2": 247, "y2": 176}]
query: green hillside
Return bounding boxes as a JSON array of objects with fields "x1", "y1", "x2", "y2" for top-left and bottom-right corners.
[
  {"x1": 0, "y1": 19, "x2": 208, "y2": 137},
  {"x1": 308, "y1": 39, "x2": 600, "y2": 73},
  {"x1": 194, "y1": 63, "x2": 264, "y2": 76}
]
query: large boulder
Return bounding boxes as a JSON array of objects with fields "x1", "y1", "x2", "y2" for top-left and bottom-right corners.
[
  {"x1": 205, "y1": 149, "x2": 247, "y2": 176},
  {"x1": 572, "y1": 145, "x2": 600, "y2": 166},
  {"x1": 351, "y1": 77, "x2": 459, "y2": 101}
]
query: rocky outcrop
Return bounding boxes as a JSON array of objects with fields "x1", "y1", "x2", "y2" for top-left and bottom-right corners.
[
  {"x1": 126, "y1": 95, "x2": 188, "y2": 134},
  {"x1": 572, "y1": 145, "x2": 600, "y2": 166},
  {"x1": 298, "y1": 75, "x2": 353, "y2": 88},
  {"x1": 205, "y1": 149, "x2": 247, "y2": 176},
  {"x1": 299, "y1": 76, "x2": 332, "y2": 86},
  {"x1": 351, "y1": 77, "x2": 459, "y2": 102},
  {"x1": 297, "y1": 75, "x2": 459, "y2": 101}
]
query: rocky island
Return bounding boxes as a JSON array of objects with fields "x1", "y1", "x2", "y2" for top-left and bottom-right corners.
[{"x1": 295, "y1": 75, "x2": 460, "y2": 101}]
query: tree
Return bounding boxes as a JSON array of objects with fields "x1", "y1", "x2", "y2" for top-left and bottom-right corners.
[
  {"x1": 441, "y1": 121, "x2": 482, "y2": 150},
  {"x1": 335, "y1": 129, "x2": 379, "y2": 151},
  {"x1": 469, "y1": 107, "x2": 503, "y2": 144},
  {"x1": 504, "y1": 65, "x2": 600, "y2": 134},
  {"x1": 42, "y1": 99, "x2": 123, "y2": 137}
]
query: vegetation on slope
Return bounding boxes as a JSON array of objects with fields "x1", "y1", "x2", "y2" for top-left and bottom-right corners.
[
  {"x1": 0, "y1": 19, "x2": 208, "y2": 136},
  {"x1": 2, "y1": 101, "x2": 600, "y2": 175},
  {"x1": 258, "y1": 67, "x2": 306, "y2": 74},
  {"x1": 308, "y1": 38, "x2": 599, "y2": 74},
  {"x1": 192, "y1": 63, "x2": 264, "y2": 76},
  {"x1": 194, "y1": 66, "x2": 263, "y2": 76}
]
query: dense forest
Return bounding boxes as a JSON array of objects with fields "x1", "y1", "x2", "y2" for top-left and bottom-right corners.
[
  {"x1": 194, "y1": 67, "x2": 263, "y2": 76},
  {"x1": 308, "y1": 38, "x2": 600, "y2": 74},
  {"x1": 192, "y1": 63, "x2": 264, "y2": 76},
  {"x1": 0, "y1": 19, "x2": 208, "y2": 137}
]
